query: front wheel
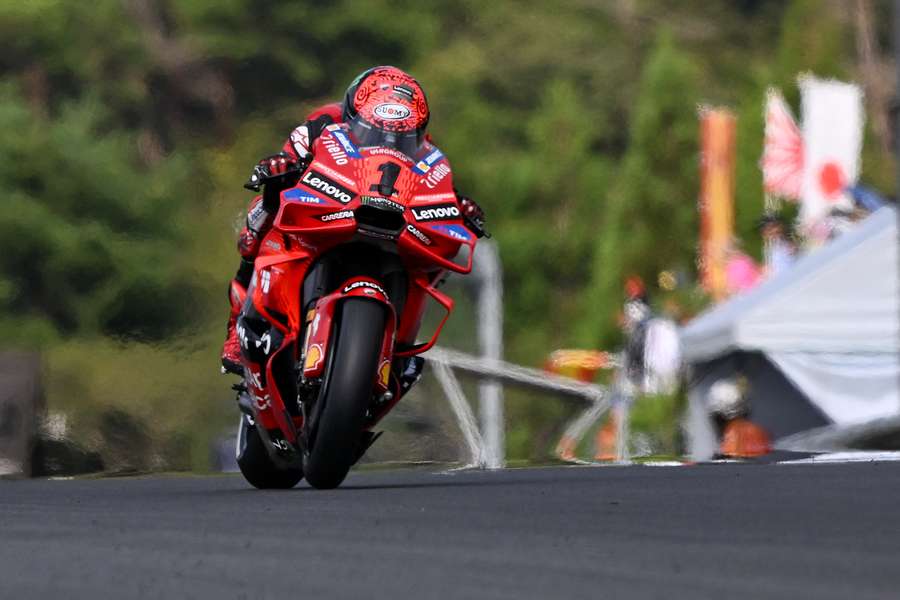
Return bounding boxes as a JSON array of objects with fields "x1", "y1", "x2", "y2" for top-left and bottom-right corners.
[
  {"x1": 236, "y1": 414, "x2": 304, "y2": 489},
  {"x1": 304, "y1": 298, "x2": 385, "y2": 489}
]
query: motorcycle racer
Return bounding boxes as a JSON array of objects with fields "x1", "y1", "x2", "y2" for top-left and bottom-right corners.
[{"x1": 221, "y1": 65, "x2": 487, "y2": 374}]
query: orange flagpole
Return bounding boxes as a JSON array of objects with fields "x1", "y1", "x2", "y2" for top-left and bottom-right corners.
[{"x1": 699, "y1": 108, "x2": 737, "y2": 302}]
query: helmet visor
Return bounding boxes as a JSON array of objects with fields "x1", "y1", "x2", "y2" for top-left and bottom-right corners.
[{"x1": 347, "y1": 114, "x2": 423, "y2": 159}]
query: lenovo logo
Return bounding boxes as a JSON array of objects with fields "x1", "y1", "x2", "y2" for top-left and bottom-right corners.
[
  {"x1": 411, "y1": 203, "x2": 460, "y2": 222},
  {"x1": 301, "y1": 170, "x2": 354, "y2": 204}
]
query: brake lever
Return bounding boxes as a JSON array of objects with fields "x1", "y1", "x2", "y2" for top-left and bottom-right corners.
[
  {"x1": 243, "y1": 161, "x2": 307, "y2": 192},
  {"x1": 243, "y1": 166, "x2": 266, "y2": 192},
  {"x1": 464, "y1": 215, "x2": 490, "y2": 239}
]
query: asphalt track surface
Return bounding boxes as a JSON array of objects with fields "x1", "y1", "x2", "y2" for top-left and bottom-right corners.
[{"x1": 2, "y1": 463, "x2": 899, "y2": 600}]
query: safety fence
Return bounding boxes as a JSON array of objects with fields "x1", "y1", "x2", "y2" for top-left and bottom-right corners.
[
  {"x1": 0, "y1": 352, "x2": 42, "y2": 477},
  {"x1": 424, "y1": 346, "x2": 626, "y2": 468}
]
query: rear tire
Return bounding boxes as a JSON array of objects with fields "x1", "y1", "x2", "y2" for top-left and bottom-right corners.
[
  {"x1": 236, "y1": 414, "x2": 304, "y2": 489},
  {"x1": 304, "y1": 298, "x2": 385, "y2": 489}
]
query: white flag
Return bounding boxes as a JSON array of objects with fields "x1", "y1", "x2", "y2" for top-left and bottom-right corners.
[{"x1": 799, "y1": 76, "x2": 862, "y2": 226}]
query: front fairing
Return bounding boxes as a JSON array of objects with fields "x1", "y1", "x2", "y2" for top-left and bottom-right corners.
[{"x1": 270, "y1": 125, "x2": 476, "y2": 274}]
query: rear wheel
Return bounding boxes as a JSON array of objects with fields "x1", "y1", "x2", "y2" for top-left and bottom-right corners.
[
  {"x1": 236, "y1": 414, "x2": 304, "y2": 489},
  {"x1": 304, "y1": 298, "x2": 385, "y2": 489}
]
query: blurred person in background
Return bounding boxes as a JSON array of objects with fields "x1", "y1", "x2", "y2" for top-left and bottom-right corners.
[
  {"x1": 707, "y1": 376, "x2": 770, "y2": 458},
  {"x1": 621, "y1": 276, "x2": 652, "y2": 388},
  {"x1": 621, "y1": 275, "x2": 681, "y2": 394},
  {"x1": 847, "y1": 184, "x2": 887, "y2": 213},
  {"x1": 759, "y1": 214, "x2": 796, "y2": 278},
  {"x1": 595, "y1": 277, "x2": 652, "y2": 460},
  {"x1": 220, "y1": 66, "x2": 487, "y2": 374},
  {"x1": 724, "y1": 238, "x2": 761, "y2": 295},
  {"x1": 826, "y1": 206, "x2": 865, "y2": 240}
]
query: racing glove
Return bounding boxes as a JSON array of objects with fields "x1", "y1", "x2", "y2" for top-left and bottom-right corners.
[
  {"x1": 245, "y1": 151, "x2": 307, "y2": 212},
  {"x1": 245, "y1": 152, "x2": 303, "y2": 191}
]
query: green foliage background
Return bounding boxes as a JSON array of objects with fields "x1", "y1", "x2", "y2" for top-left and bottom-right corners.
[{"x1": 1, "y1": 0, "x2": 894, "y2": 469}]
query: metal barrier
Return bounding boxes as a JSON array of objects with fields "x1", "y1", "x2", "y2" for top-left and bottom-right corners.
[
  {"x1": 424, "y1": 346, "x2": 612, "y2": 468},
  {"x1": 0, "y1": 352, "x2": 43, "y2": 478}
]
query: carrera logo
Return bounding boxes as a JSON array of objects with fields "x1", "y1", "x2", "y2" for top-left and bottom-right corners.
[
  {"x1": 406, "y1": 224, "x2": 432, "y2": 245},
  {"x1": 362, "y1": 196, "x2": 404, "y2": 212},
  {"x1": 343, "y1": 280, "x2": 388, "y2": 300},
  {"x1": 374, "y1": 103, "x2": 411, "y2": 120},
  {"x1": 320, "y1": 210, "x2": 354, "y2": 222},
  {"x1": 301, "y1": 170, "x2": 355, "y2": 204},
  {"x1": 411, "y1": 203, "x2": 460, "y2": 222}
]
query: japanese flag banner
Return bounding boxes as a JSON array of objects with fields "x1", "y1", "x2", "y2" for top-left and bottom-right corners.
[
  {"x1": 799, "y1": 76, "x2": 862, "y2": 227},
  {"x1": 761, "y1": 88, "x2": 803, "y2": 200}
]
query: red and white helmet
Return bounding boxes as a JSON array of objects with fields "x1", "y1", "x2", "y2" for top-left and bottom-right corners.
[{"x1": 342, "y1": 66, "x2": 429, "y2": 157}]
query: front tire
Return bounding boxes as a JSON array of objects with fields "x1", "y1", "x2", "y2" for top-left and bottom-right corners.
[
  {"x1": 304, "y1": 298, "x2": 385, "y2": 489},
  {"x1": 236, "y1": 414, "x2": 304, "y2": 489}
]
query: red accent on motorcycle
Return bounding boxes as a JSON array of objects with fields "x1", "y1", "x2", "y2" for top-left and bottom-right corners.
[
  {"x1": 302, "y1": 296, "x2": 337, "y2": 380},
  {"x1": 395, "y1": 276, "x2": 454, "y2": 357},
  {"x1": 302, "y1": 276, "x2": 396, "y2": 380},
  {"x1": 234, "y1": 124, "x2": 478, "y2": 487}
]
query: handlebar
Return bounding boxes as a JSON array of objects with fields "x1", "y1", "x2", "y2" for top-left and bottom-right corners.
[{"x1": 243, "y1": 160, "x2": 307, "y2": 192}]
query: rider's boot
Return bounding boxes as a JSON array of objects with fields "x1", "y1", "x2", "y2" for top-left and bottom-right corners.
[
  {"x1": 398, "y1": 356, "x2": 426, "y2": 399},
  {"x1": 221, "y1": 278, "x2": 248, "y2": 375}
]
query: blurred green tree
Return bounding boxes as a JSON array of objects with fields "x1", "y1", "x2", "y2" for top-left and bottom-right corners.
[
  {"x1": 0, "y1": 84, "x2": 203, "y2": 343},
  {"x1": 582, "y1": 30, "x2": 700, "y2": 348},
  {"x1": 0, "y1": 0, "x2": 895, "y2": 467}
]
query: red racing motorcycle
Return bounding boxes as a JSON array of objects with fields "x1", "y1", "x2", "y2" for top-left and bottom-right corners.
[{"x1": 233, "y1": 124, "x2": 478, "y2": 489}]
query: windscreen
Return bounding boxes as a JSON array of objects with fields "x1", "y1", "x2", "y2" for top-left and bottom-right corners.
[{"x1": 346, "y1": 114, "x2": 423, "y2": 159}]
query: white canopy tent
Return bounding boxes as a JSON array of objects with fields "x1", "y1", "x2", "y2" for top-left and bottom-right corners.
[{"x1": 681, "y1": 206, "x2": 899, "y2": 428}]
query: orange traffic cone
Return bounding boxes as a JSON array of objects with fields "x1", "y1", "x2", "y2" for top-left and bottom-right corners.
[
  {"x1": 594, "y1": 413, "x2": 618, "y2": 461},
  {"x1": 720, "y1": 418, "x2": 771, "y2": 458},
  {"x1": 556, "y1": 436, "x2": 578, "y2": 462}
]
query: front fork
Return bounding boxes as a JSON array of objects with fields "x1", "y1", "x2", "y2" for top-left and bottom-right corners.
[{"x1": 239, "y1": 273, "x2": 427, "y2": 465}]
